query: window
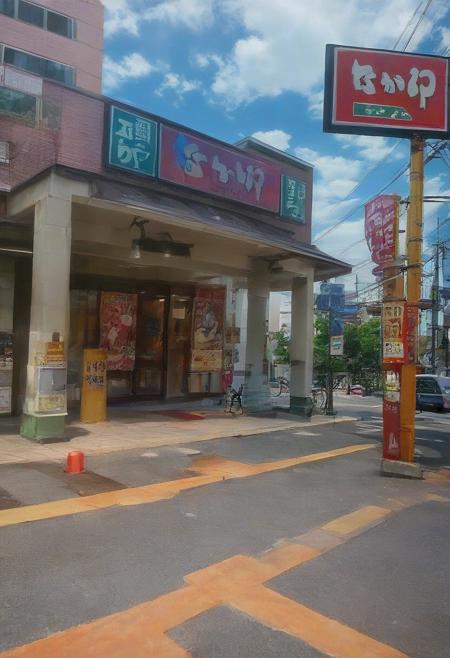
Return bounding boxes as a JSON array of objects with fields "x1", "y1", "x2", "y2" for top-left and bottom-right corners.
[
  {"x1": 417, "y1": 378, "x2": 440, "y2": 394},
  {"x1": 18, "y1": 0, "x2": 44, "y2": 27},
  {"x1": 0, "y1": 87, "x2": 37, "y2": 122},
  {"x1": 47, "y1": 10, "x2": 72, "y2": 38},
  {"x1": 0, "y1": 0, "x2": 15, "y2": 17},
  {"x1": 0, "y1": 1, "x2": 76, "y2": 39},
  {"x1": 3, "y1": 46, "x2": 75, "y2": 86}
]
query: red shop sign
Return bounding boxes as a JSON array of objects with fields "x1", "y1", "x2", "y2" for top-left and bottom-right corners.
[
  {"x1": 324, "y1": 45, "x2": 449, "y2": 138},
  {"x1": 159, "y1": 125, "x2": 281, "y2": 212}
]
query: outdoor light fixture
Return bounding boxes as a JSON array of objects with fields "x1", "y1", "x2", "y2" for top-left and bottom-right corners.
[
  {"x1": 130, "y1": 239, "x2": 141, "y2": 259},
  {"x1": 129, "y1": 217, "x2": 193, "y2": 259}
]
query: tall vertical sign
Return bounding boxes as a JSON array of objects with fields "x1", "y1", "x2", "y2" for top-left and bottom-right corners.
[{"x1": 325, "y1": 44, "x2": 449, "y2": 470}]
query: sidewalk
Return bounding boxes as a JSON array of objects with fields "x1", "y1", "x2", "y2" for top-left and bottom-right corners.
[{"x1": 0, "y1": 408, "x2": 355, "y2": 465}]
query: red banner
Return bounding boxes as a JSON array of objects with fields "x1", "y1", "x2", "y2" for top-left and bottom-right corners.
[
  {"x1": 324, "y1": 45, "x2": 449, "y2": 138},
  {"x1": 99, "y1": 292, "x2": 137, "y2": 371},
  {"x1": 405, "y1": 304, "x2": 419, "y2": 365},
  {"x1": 383, "y1": 366, "x2": 401, "y2": 460},
  {"x1": 159, "y1": 126, "x2": 281, "y2": 212},
  {"x1": 365, "y1": 195, "x2": 398, "y2": 268}
]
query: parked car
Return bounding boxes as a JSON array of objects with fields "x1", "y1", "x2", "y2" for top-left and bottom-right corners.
[
  {"x1": 350, "y1": 384, "x2": 365, "y2": 396},
  {"x1": 416, "y1": 375, "x2": 450, "y2": 412}
]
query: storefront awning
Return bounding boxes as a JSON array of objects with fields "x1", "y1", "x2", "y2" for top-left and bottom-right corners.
[{"x1": 85, "y1": 176, "x2": 351, "y2": 278}]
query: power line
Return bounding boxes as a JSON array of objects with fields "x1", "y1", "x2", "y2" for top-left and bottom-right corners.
[
  {"x1": 392, "y1": 0, "x2": 424, "y2": 49},
  {"x1": 316, "y1": 140, "x2": 447, "y2": 245},
  {"x1": 402, "y1": 0, "x2": 435, "y2": 50}
]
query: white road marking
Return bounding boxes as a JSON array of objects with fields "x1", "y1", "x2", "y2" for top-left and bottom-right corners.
[
  {"x1": 416, "y1": 437, "x2": 445, "y2": 444},
  {"x1": 141, "y1": 451, "x2": 159, "y2": 458},
  {"x1": 294, "y1": 431, "x2": 320, "y2": 436},
  {"x1": 170, "y1": 447, "x2": 201, "y2": 455}
]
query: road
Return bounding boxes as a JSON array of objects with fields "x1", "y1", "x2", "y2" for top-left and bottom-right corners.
[{"x1": 0, "y1": 405, "x2": 449, "y2": 657}]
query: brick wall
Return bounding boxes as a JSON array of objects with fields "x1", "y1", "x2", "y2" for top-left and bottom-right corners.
[
  {"x1": 0, "y1": 80, "x2": 104, "y2": 190},
  {"x1": 0, "y1": 0, "x2": 104, "y2": 93}
]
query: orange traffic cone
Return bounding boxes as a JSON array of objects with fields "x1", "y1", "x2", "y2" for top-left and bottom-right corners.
[{"x1": 65, "y1": 451, "x2": 85, "y2": 474}]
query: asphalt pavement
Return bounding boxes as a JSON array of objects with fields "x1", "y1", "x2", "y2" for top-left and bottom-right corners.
[{"x1": 0, "y1": 399, "x2": 449, "y2": 657}]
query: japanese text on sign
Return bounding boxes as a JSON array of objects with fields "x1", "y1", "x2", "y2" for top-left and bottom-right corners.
[
  {"x1": 281, "y1": 175, "x2": 306, "y2": 221},
  {"x1": 383, "y1": 302, "x2": 405, "y2": 363},
  {"x1": 85, "y1": 359, "x2": 106, "y2": 389},
  {"x1": 159, "y1": 126, "x2": 281, "y2": 212},
  {"x1": 324, "y1": 45, "x2": 449, "y2": 137},
  {"x1": 107, "y1": 106, "x2": 158, "y2": 177},
  {"x1": 364, "y1": 195, "x2": 398, "y2": 269},
  {"x1": 352, "y1": 59, "x2": 436, "y2": 111}
]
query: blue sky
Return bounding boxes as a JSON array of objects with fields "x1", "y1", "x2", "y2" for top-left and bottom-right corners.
[{"x1": 102, "y1": 0, "x2": 450, "y2": 299}]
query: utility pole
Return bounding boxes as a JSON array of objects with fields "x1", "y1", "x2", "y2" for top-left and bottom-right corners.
[
  {"x1": 431, "y1": 236, "x2": 440, "y2": 374},
  {"x1": 399, "y1": 135, "x2": 424, "y2": 467},
  {"x1": 326, "y1": 308, "x2": 334, "y2": 416}
]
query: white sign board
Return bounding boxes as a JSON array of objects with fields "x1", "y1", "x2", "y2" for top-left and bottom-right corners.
[{"x1": 330, "y1": 336, "x2": 344, "y2": 356}]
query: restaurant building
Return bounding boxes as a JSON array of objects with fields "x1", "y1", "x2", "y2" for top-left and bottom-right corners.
[{"x1": 0, "y1": 1, "x2": 350, "y2": 441}]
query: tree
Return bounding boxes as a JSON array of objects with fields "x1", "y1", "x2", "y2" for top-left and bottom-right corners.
[
  {"x1": 272, "y1": 324, "x2": 290, "y2": 364},
  {"x1": 313, "y1": 315, "x2": 382, "y2": 391}
]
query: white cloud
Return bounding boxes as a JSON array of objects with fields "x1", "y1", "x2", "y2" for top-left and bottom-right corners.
[
  {"x1": 102, "y1": 0, "x2": 139, "y2": 37},
  {"x1": 252, "y1": 129, "x2": 291, "y2": 151},
  {"x1": 103, "y1": 53, "x2": 155, "y2": 92},
  {"x1": 307, "y1": 89, "x2": 324, "y2": 119},
  {"x1": 192, "y1": 52, "x2": 224, "y2": 70},
  {"x1": 334, "y1": 135, "x2": 398, "y2": 163},
  {"x1": 295, "y1": 147, "x2": 362, "y2": 183},
  {"x1": 103, "y1": 0, "x2": 215, "y2": 37},
  {"x1": 211, "y1": 0, "x2": 448, "y2": 107},
  {"x1": 294, "y1": 146, "x2": 364, "y2": 234},
  {"x1": 144, "y1": 0, "x2": 215, "y2": 30},
  {"x1": 156, "y1": 72, "x2": 200, "y2": 100}
]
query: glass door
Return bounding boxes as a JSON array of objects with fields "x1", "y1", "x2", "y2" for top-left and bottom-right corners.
[
  {"x1": 166, "y1": 295, "x2": 192, "y2": 397},
  {"x1": 134, "y1": 295, "x2": 167, "y2": 396}
]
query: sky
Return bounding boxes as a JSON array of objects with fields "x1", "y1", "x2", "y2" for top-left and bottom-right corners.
[{"x1": 101, "y1": 0, "x2": 450, "y2": 300}]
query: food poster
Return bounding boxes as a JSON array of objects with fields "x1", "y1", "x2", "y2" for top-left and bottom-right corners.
[
  {"x1": 191, "y1": 288, "x2": 225, "y2": 372},
  {"x1": 383, "y1": 302, "x2": 405, "y2": 363},
  {"x1": 99, "y1": 292, "x2": 137, "y2": 371}
]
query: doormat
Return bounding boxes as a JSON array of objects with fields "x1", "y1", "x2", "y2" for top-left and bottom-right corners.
[{"x1": 158, "y1": 411, "x2": 205, "y2": 421}]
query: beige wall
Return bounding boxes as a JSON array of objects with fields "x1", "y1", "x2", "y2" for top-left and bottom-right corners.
[{"x1": 0, "y1": 257, "x2": 14, "y2": 333}]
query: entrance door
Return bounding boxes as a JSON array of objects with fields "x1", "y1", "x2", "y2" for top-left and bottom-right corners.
[
  {"x1": 134, "y1": 295, "x2": 167, "y2": 397},
  {"x1": 166, "y1": 295, "x2": 192, "y2": 397}
]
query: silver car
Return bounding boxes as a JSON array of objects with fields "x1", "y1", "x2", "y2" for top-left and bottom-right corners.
[{"x1": 416, "y1": 375, "x2": 450, "y2": 413}]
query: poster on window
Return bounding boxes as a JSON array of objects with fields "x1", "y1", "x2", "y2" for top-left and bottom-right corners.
[
  {"x1": 192, "y1": 288, "x2": 225, "y2": 351},
  {"x1": 191, "y1": 288, "x2": 225, "y2": 372},
  {"x1": 100, "y1": 292, "x2": 137, "y2": 371}
]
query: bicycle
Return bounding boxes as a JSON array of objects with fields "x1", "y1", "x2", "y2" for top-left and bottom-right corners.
[
  {"x1": 311, "y1": 386, "x2": 327, "y2": 414},
  {"x1": 224, "y1": 384, "x2": 244, "y2": 415},
  {"x1": 274, "y1": 376, "x2": 290, "y2": 397}
]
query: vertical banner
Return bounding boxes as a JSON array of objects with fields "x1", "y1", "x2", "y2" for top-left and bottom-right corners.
[
  {"x1": 80, "y1": 349, "x2": 107, "y2": 423},
  {"x1": 191, "y1": 287, "x2": 225, "y2": 372},
  {"x1": 383, "y1": 301, "x2": 406, "y2": 362},
  {"x1": 364, "y1": 194, "x2": 399, "y2": 272},
  {"x1": 100, "y1": 292, "x2": 137, "y2": 371},
  {"x1": 405, "y1": 304, "x2": 419, "y2": 364},
  {"x1": 383, "y1": 366, "x2": 401, "y2": 460}
]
